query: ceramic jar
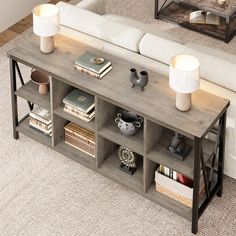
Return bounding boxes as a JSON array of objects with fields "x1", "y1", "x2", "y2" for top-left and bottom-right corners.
[{"x1": 115, "y1": 111, "x2": 143, "y2": 136}]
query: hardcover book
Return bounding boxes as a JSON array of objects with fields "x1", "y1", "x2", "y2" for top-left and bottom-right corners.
[
  {"x1": 63, "y1": 107, "x2": 95, "y2": 122},
  {"x1": 64, "y1": 104, "x2": 95, "y2": 119},
  {"x1": 74, "y1": 64, "x2": 112, "y2": 79},
  {"x1": 63, "y1": 89, "x2": 95, "y2": 113},
  {"x1": 64, "y1": 122, "x2": 95, "y2": 143},
  {"x1": 75, "y1": 51, "x2": 111, "y2": 74},
  {"x1": 29, "y1": 105, "x2": 52, "y2": 125}
]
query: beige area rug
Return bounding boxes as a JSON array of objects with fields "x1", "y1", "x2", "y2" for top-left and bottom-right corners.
[{"x1": 1, "y1": 1, "x2": 236, "y2": 236}]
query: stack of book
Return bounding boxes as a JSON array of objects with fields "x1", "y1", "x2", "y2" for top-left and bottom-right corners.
[
  {"x1": 64, "y1": 122, "x2": 95, "y2": 158},
  {"x1": 63, "y1": 89, "x2": 95, "y2": 122},
  {"x1": 159, "y1": 164, "x2": 178, "y2": 181},
  {"x1": 74, "y1": 51, "x2": 112, "y2": 79},
  {"x1": 29, "y1": 105, "x2": 52, "y2": 136}
]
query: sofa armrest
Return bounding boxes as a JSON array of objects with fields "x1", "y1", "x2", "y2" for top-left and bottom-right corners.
[{"x1": 76, "y1": 0, "x2": 106, "y2": 15}]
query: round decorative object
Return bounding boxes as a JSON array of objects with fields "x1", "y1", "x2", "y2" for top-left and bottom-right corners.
[
  {"x1": 118, "y1": 146, "x2": 137, "y2": 169},
  {"x1": 90, "y1": 57, "x2": 105, "y2": 65}
]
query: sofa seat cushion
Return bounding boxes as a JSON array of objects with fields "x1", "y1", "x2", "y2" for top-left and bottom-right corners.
[
  {"x1": 57, "y1": 2, "x2": 144, "y2": 52},
  {"x1": 139, "y1": 33, "x2": 186, "y2": 65}
]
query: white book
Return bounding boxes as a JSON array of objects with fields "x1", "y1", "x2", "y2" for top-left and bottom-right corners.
[{"x1": 190, "y1": 11, "x2": 220, "y2": 25}]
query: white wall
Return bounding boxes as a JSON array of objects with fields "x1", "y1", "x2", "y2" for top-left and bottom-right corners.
[{"x1": 0, "y1": 0, "x2": 49, "y2": 33}]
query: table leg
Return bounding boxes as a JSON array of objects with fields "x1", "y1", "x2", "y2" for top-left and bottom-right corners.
[
  {"x1": 217, "y1": 111, "x2": 227, "y2": 197},
  {"x1": 10, "y1": 58, "x2": 19, "y2": 140},
  {"x1": 192, "y1": 137, "x2": 201, "y2": 234}
]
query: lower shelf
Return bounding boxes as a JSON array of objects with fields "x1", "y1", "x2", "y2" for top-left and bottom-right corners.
[
  {"x1": 98, "y1": 151, "x2": 143, "y2": 194},
  {"x1": 16, "y1": 117, "x2": 95, "y2": 170},
  {"x1": 146, "y1": 184, "x2": 192, "y2": 220},
  {"x1": 54, "y1": 141, "x2": 96, "y2": 169},
  {"x1": 16, "y1": 117, "x2": 52, "y2": 147}
]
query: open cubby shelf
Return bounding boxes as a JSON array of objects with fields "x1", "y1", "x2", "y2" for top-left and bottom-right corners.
[
  {"x1": 10, "y1": 34, "x2": 229, "y2": 234},
  {"x1": 15, "y1": 80, "x2": 50, "y2": 110},
  {"x1": 53, "y1": 106, "x2": 95, "y2": 132},
  {"x1": 147, "y1": 130, "x2": 215, "y2": 179},
  {"x1": 98, "y1": 149, "x2": 143, "y2": 194},
  {"x1": 98, "y1": 119, "x2": 144, "y2": 156},
  {"x1": 16, "y1": 116, "x2": 52, "y2": 147}
]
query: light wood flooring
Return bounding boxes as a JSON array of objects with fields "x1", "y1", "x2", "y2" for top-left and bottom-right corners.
[{"x1": 0, "y1": 0, "x2": 70, "y2": 47}]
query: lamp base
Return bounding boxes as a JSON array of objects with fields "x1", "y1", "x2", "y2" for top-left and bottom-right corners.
[
  {"x1": 40, "y1": 36, "x2": 54, "y2": 54},
  {"x1": 176, "y1": 93, "x2": 191, "y2": 111}
]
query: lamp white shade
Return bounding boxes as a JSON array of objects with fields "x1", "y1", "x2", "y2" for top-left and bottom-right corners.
[
  {"x1": 33, "y1": 4, "x2": 59, "y2": 37},
  {"x1": 169, "y1": 54, "x2": 200, "y2": 94}
]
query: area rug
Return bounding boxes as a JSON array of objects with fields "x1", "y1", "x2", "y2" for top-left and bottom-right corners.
[{"x1": 0, "y1": 1, "x2": 236, "y2": 236}]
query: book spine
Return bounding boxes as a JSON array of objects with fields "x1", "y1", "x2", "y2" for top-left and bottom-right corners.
[
  {"x1": 65, "y1": 132, "x2": 95, "y2": 148},
  {"x1": 74, "y1": 65, "x2": 100, "y2": 78},
  {"x1": 29, "y1": 112, "x2": 51, "y2": 125},
  {"x1": 64, "y1": 104, "x2": 92, "y2": 118},
  {"x1": 64, "y1": 123, "x2": 95, "y2": 141},
  {"x1": 65, "y1": 138, "x2": 95, "y2": 158},
  {"x1": 65, "y1": 127, "x2": 95, "y2": 142},
  {"x1": 29, "y1": 120, "x2": 52, "y2": 134},
  {"x1": 29, "y1": 117, "x2": 52, "y2": 130},
  {"x1": 63, "y1": 107, "x2": 94, "y2": 122},
  {"x1": 65, "y1": 135, "x2": 95, "y2": 152}
]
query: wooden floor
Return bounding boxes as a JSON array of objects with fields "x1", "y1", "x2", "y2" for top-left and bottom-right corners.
[{"x1": 0, "y1": 0, "x2": 71, "y2": 47}]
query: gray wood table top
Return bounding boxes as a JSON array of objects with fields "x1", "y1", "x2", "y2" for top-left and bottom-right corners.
[
  {"x1": 8, "y1": 34, "x2": 229, "y2": 139},
  {"x1": 179, "y1": 0, "x2": 236, "y2": 17}
]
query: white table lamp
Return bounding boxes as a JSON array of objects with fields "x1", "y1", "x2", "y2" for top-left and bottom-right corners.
[
  {"x1": 169, "y1": 54, "x2": 200, "y2": 111},
  {"x1": 33, "y1": 4, "x2": 59, "y2": 53}
]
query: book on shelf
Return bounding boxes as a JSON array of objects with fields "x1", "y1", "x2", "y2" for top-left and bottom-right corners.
[
  {"x1": 65, "y1": 134, "x2": 95, "y2": 157},
  {"x1": 159, "y1": 164, "x2": 178, "y2": 181},
  {"x1": 190, "y1": 10, "x2": 220, "y2": 25},
  {"x1": 64, "y1": 104, "x2": 95, "y2": 119},
  {"x1": 64, "y1": 122, "x2": 95, "y2": 143},
  {"x1": 74, "y1": 64, "x2": 112, "y2": 80},
  {"x1": 29, "y1": 117, "x2": 52, "y2": 130},
  {"x1": 29, "y1": 123, "x2": 52, "y2": 136},
  {"x1": 63, "y1": 89, "x2": 95, "y2": 114},
  {"x1": 75, "y1": 51, "x2": 111, "y2": 74},
  {"x1": 64, "y1": 122, "x2": 95, "y2": 158},
  {"x1": 29, "y1": 105, "x2": 52, "y2": 125},
  {"x1": 63, "y1": 103, "x2": 95, "y2": 122}
]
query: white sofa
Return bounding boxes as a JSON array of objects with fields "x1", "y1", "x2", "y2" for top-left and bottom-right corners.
[{"x1": 57, "y1": 0, "x2": 236, "y2": 179}]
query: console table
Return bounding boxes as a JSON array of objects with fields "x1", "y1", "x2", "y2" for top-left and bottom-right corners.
[
  {"x1": 155, "y1": 0, "x2": 236, "y2": 43},
  {"x1": 8, "y1": 34, "x2": 229, "y2": 234}
]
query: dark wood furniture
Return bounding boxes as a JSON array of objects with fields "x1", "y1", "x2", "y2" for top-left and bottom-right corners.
[
  {"x1": 155, "y1": 0, "x2": 236, "y2": 43},
  {"x1": 8, "y1": 34, "x2": 229, "y2": 234}
]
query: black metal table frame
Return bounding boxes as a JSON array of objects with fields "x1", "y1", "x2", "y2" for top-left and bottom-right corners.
[
  {"x1": 155, "y1": 0, "x2": 236, "y2": 43},
  {"x1": 9, "y1": 56, "x2": 229, "y2": 234}
]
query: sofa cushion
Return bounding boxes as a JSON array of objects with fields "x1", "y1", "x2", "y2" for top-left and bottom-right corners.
[
  {"x1": 103, "y1": 14, "x2": 182, "y2": 43},
  {"x1": 185, "y1": 43, "x2": 236, "y2": 92},
  {"x1": 57, "y1": 2, "x2": 144, "y2": 52},
  {"x1": 139, "y1": 33, "x2": 186, "y2": 65}
]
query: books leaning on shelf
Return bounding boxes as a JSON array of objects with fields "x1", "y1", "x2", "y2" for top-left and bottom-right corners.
[
  {"x1": 63, "y1": 89, "x2": 95, "y2": 122},
  {"x1": 29, "y1": 105, "x2": 52, "y2": 136},
  {"x1": 74, "y1": 51, "x2": 112, "y2": 79},
  {"x1": 155, "y1": 165, "x2": 205, "y2": 208},
  {"x1": 190, "y1": 10, "x2": 220, "y2": 25},
  {"x1": 64, "y1": 122, "x2": 95, "y2": 158}
]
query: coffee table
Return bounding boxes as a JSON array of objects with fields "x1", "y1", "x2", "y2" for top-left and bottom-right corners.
[{"x1": 155, "y1": 0, "x2": 236, "y2": 43}]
